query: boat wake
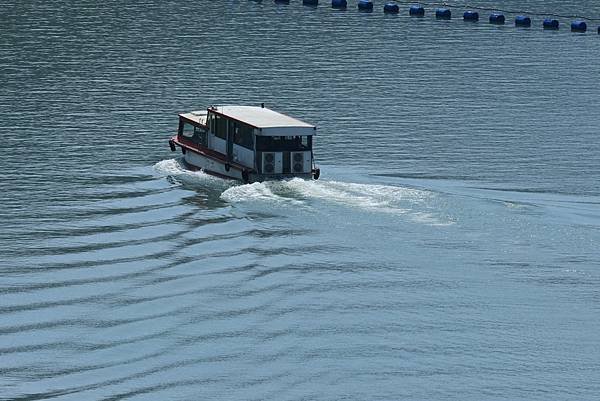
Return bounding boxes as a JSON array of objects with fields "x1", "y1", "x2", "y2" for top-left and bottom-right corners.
[
  {"x1": 153, "y1": 158, "x2": 234, "y2": 191},
  {"x1": 154, "y1": 159, "x2": 453, "y2": 225}
]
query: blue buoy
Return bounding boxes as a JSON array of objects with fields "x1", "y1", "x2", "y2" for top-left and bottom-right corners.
[
  {"x1": 383, "y1": 2, "x2": 399, "y2": 14},
  {"x1": 331, "y1": 0, "x2": 347, "y2": 9},
  {"x1": 489, "y1": 13, "x2": 505, "y2": 24},
  {"x1": 571, "y1": 20, "x2": 587, "y2": 32},
  {"x1": 303, "y1": 0, "x2": 318, "y2": 5},
  {"x1": 463, "y1": 11, "x2": 479, "y2": 21},
  {"x1": 409, "y1": 5, "x2": 425, "y2": 17},
  {"x1": 515, "y1": 15, "x2": 531, "y2": 27},
  {"x1": 358, "y1": 0, "x2": 373, "y2": 11},
  {"x1": 435, "y1": 8, "x2": 451, "y2": 20},
  {"x1": 543, "y1": 18, "x2": 559, "y2": 30}
]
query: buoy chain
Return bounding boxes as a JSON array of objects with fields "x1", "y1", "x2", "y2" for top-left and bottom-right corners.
[
  {"x1": 405, "y1": 1, "x2": 600, "y2": 22},
  {"x1": 278, "y1": 0, "x2": 600, "y2": 31}
]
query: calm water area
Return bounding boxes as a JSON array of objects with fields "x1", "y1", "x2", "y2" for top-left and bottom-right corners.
[{"x1": 1, "y1": 1, "x2": 600, "y2": 400}]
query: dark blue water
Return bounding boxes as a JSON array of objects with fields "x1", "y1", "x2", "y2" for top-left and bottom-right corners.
[{"x1": 1, "y1": 1, "x2": 600, "y2": 400}]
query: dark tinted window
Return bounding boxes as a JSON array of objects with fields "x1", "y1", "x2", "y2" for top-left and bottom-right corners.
[
  {"x1": 256, "y1": 136, "x2": 311, "y2": 151},
  {"x1": 194, "y1": 126, "x2": 208, "y2": 146},
  {"x1": 214, "y1": 115, "x2": 227, "y2": 140},
  {"x1": 233, "y1": 122, "x2": 254, "y2": 149}
]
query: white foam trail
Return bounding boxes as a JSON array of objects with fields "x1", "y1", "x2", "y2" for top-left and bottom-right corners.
[
  {"x1": 154, "y1": 161, "x2": 452, "y2": 225},
  {"x1": 153, "y1": 159, "x2": 233, "y2": 190},
  {"x1": 220, "y1": 178, "x2": 452, "y2": 225},
  {"x1": 281, "y1": 178, "x2": 433, "y2": 213},
  {"x1": 220, "y1": 182, "x2": 305, "y2": 205}
]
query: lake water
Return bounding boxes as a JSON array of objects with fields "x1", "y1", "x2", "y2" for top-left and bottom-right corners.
[{"x1": 1, "y1": 1, "x2": 600, "y2": 400}]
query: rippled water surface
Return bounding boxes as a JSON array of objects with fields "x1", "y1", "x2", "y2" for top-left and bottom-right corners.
[{"x1": 1, "y1": 1, "x2": 600, "y2": 400}]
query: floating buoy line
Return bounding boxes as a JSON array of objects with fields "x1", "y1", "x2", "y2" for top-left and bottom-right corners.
[{"x1": 275, "y1": 0, "x2": 600, "y2": 34}]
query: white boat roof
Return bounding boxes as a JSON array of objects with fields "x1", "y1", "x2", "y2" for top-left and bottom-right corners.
[
  {"x1": 180, "y1": 110, "x2": 207, "y2": 126},
  {"x1": 209, "y1": 105, "x2": 316, "y2": 136}
]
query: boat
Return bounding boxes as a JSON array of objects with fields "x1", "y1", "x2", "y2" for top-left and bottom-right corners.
[{"x1": 168, "y1": 104, "x2": 320, "y2": 183}]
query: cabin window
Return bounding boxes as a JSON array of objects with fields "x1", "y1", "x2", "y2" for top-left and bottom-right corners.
[
  {"x1": 214, "y1": 115, "x2": 227, "y2": 140},
  {"x1": 181, "y1": 122, "x2": 195, "y2": 138},
  {"x1": 207, "y1": 113, "x2": 215, "y2": 134},
  {"x1": 232, "y1": 122, "x2": 254, "y2": 150},
  {"x1": 256, "y1": 135, "x2": 312, "y2": 151},
  {"x1": 194, "y1": 126, "x2": 208, "y2": 146}
]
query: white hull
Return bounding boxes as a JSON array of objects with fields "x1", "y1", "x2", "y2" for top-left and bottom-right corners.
[
  {"x1": 183, "y1": 149, "x2": 245, "y2": 181},
  {"x1": 183, "y1": 148, "x2": 312, "y2": 183}
]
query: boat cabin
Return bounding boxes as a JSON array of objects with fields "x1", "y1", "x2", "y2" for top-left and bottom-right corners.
[{"x1": 174, "y1": 105, "x2": 317, "y2": 180}]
